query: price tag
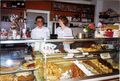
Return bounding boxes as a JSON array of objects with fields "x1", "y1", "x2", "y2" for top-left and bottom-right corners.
[
  {"x1": 82, "y1": 52, "x2": 89, "y2": 55},
  {"x1": 25, "y1": 56, "x2": 33, "y2": 60},
  {"x1": 100, "y1": 53, "x2": 111, "y2": 59}
]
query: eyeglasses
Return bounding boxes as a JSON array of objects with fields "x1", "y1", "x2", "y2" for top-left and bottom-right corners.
[{"x1": 36, "y1": 20, "x2": 43, "y2": 23}]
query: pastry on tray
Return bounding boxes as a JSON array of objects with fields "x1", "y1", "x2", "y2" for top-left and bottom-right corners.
[
  {"x1": 81, "y1": 60, "x2": 104, "y2": 74},
  {"x1": 69, "y1": 63, "x2": 86, "y2": 78},
  {"x1": 0, "y1": 74, "x2": 15, "y2": 81},
  {"x1": 46, "y1": 62, "x2": 62, "y2": 81},
  {"x1": 0, "y1": 60, "x2": 20, "y2": 73},
  {"x1": 90, "y1": 59, "x2": 113, "y2": 74},
  {"x1": 81, "y1": 61, "x2": 100, "y2": 75},
  {"x1": 16, "y1": 72, "x2": 35, "y2": 81},
  {"x1": 17, "y1": 74, "x2": 35, "y2": 81},
  {"x1": 0, "y1": 66, "x2": 19, "y2": 73},
  {"x1": 21, "y1": 60, "x2": 40, "y2": 70},
  {"x1": 77, "y1": 44, "x2": 102, "y2": 52}
]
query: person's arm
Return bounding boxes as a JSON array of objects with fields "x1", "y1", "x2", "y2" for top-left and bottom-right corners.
[{"x1": 64, "y1": 28, "x2": 74, "y2": 44}]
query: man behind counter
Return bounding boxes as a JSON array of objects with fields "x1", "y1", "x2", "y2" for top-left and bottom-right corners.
[
  {"x1": 31, "y1": 16, "x2": 50, "y2": 59},
  {"x1": 31, "y1": 16, "x2": 50, "y2": 39}
]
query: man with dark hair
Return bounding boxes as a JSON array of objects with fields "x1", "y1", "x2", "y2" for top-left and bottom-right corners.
[
  {"x1": 31, "y1": 16, "x2": 50, "y2": 39},
  {"x1": 35, "y1": 16, "x2": 45, "y2": 24}
]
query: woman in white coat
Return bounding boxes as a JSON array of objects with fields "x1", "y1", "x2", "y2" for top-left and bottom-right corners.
[
  {"x1": 56, "y1": 16, "x2": 73, "y2": 52},
  {"x1": 56, "y1": 16, "x2": 73, "y2": 38}
]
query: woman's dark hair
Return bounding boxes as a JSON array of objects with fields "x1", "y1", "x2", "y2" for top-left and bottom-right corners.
[
  {"x1": 35, "y1": 16, "x2": 45, "y2": 24},
  {"x1": 59, "y1": 16, "x2": 69, "y2": 26}
]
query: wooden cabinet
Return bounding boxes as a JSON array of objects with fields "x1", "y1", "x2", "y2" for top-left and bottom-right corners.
[
  {"x1": 1, "y1": 1, "x2": 95, "y2": 22},
  {"x1": 25, "y1": 1, "x2": 95, "y2": 22},
  {"x1": 51, "y1": 2, "x2": 95, "y2": 22},
  {"x1": 26, "y1": 1, "x2": 52, "y2": 11},
  {"x1": 1, "y1": 1, "x2": 25, "y2": 22}
]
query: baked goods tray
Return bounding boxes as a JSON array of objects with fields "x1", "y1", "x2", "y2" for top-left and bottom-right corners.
[
  {"x1": 77, "y1": 49, "x2": 118, "y2": 53},
  {"x1": 59, "y1": 72, "x2": 119, "y2": 81},
  {"x1": 0, "y1": 67, "x2": 39, "y2": 75}
]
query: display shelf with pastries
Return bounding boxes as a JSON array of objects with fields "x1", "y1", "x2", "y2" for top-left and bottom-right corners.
[
  {"x1": 38, "y1": 38, "x2": 119, "y2": 81},
  {"x1": 0, "y1": 42, "x2": 42, "y2": 81},
  {"x1": 0, "y1": 59, "x2": 41, "y2": 75},
  {"x1": 0, "y1": 38, "x2": 119, "y2": 81},
  {"x1": 36, "y1": 58, "x2": 119, "y2": 81}
]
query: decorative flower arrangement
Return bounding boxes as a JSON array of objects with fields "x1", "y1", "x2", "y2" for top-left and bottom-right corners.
[
  {"x1": 83, "y1": 23, "x2": 95, "y2": 33},
  {"x1": 83, "y1": 23, "x2": 95, "y2": 38}
]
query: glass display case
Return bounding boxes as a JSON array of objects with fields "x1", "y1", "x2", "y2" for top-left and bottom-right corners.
[{"x1": 0, "y1": 38, "x2": 119, "y2": 81}]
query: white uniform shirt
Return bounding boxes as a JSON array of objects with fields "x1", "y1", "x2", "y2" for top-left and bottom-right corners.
[
  {"x1": 56, "y1": 27, "x2": 73, "y2": 38},
  {"x1": 56, "y1": 27, "x2": 73, "y2": 52},
  {"x1": 31, "y1": 26, "x2": 50, "y2": 39}
]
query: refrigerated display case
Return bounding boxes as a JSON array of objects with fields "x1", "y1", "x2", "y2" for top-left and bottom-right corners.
[{"x1": 0, "y1": 38, "x2": 119, "y2": 81}]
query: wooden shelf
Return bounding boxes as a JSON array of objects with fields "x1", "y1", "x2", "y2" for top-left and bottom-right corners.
[
  {"x1": 1, "y1": 7, "x2": 25, "y2": 10},
  {"x1": 1, "y1": 1, "x2": 25, "y2": 22},
  {"x1": 51, "y1": 1, "x2": 95, "y2": 21}
]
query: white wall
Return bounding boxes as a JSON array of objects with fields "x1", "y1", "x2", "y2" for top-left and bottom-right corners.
[
  {"x1": 103, "y1": 0, "x2": 120, "y2": 13},
  {"x1": 94, "y1": 0, "x2": 104, "y2": 26},
  {"x1": 94, "y1": 0, "x2": 120, "y2": 26}
]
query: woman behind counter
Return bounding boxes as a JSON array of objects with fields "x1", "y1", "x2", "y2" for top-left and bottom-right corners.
[
  {"x1": 56, "y1": 16, "x2": 73, "y2": 52},
  {"x1": 56, "y1": 16, "x2": 73, "y2": 38}
]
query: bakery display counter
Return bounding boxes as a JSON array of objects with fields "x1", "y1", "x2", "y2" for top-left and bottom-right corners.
[
  {"x1": 0, "y1": 38, "x2": 119, "y2": 81},
  {"x1": 38, "y1": 38, "x2": 119, "y2": 81},
  {"x1": 37, "y1": 56, "x2": 119, "y2": 81}
]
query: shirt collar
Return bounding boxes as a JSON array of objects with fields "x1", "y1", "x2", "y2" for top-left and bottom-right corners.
[
  {"x1": 36, "y1": 26, "x2": 44, "y2": 29},
  {"x1": 60, "y1": 26, "x2": 68, "y2": 31}
]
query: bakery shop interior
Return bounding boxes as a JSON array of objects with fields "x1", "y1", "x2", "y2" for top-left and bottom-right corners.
[{"x1": 0, "y1": 0, "x2": 120, "y2": 81}]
